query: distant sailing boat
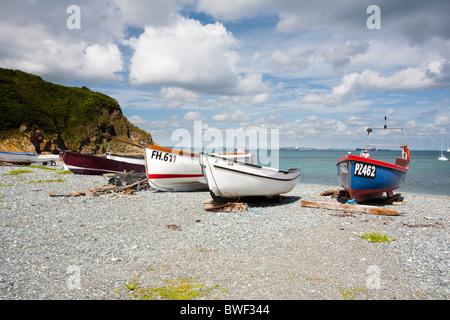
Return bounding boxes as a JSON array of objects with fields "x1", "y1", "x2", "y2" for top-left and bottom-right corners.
[{"x1": 438, "y1": 136, "x2": 449, "y2": 161}]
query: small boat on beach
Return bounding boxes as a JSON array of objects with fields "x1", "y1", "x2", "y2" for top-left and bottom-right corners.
[
  {"x1": 144, "y1": 145, "x2": 255, "y2": 192},
  {"x1": 0, "y1": 151, "x2": 39, "y2": 165},
  {"x1": 36, "y1": 154, "x2": 60, "y2": 166},
  {"x1": 59, "y1": 149, "x2": 146, "y2": 175},
  {"x1": 337, "y1": 119, "x2": 409, "y2": 202},
  {"x1": 200, "y1": 153, "x2": 301, "y2": 201}
]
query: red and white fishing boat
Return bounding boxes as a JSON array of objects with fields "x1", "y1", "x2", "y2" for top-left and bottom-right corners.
[{"x1": 144, "y1": 145, "x2": 254, "y2": 192}]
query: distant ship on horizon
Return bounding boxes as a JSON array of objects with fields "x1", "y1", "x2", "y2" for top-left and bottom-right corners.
[{"x1": 356, "y1": 147, "x2": 376, "y2": 151}]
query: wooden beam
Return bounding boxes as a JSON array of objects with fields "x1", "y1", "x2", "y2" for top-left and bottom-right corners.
[
  {"x1": 98, "y1": 132, "x2": 144, "y2": 149},
  {"x1": 300, "y1": 200, "x2": 404, "y2": 216},
  {"x1": 202, "y1": 201, "x2": 248, "y2": 212}
]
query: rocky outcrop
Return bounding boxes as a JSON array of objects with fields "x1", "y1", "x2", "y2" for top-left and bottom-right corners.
[{"x1": 0, "y1": 68, "x2": 154, "y2": 154}]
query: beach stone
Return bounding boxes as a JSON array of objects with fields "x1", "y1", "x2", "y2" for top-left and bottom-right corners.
[{"x1": 0, "y1": 164, "x2": 448, "y2": 300}]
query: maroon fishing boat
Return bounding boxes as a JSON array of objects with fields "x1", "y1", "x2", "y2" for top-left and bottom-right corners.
[{"x1": 59, "y1": 150, "x2": 145, "y2": 175}]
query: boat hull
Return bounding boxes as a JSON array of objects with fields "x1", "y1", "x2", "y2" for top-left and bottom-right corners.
[
  {"x1": 201, "y1": 153, "x2": 300, "y2": 199},
  {"x1": 36, "y1": 154, "x2": 60, "y2": 165},
  {"x1": 0, "y1": 151, "x2": 39, "y2": 165},
  {"x1": 60, "y1": 150, "x2": 146, "y2": 175},
  {"x1": 106, "y1": 153, "x2": 145, "y2": 165},
  {"x1": 337, "y1": 154, "x2": 408, "y2": 202},
  {"x1": 144, "y1": 145, "x2": 207, "y2": 191}
]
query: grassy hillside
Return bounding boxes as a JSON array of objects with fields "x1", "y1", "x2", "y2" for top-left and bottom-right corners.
[{"x1": 0, "y1": 68, "x2": 153, "y2": 153}]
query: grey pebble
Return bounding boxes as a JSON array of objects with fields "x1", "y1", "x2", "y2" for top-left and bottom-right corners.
[{"x1": 0, "y1": 164, "x2": 448, "y2": 300}]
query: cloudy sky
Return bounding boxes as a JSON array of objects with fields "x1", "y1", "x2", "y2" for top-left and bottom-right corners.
[{"x1": 1, "y1": 0, "x2": 449, "y2": 150}]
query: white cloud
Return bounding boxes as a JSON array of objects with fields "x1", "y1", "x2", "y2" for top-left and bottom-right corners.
[
  {"x1": 128, "y1": 17, "x2": 239, "y2": 93},
  {"x1": 301, "y1": 61, "x2": 449, "y2": 107},
  {"x1": 182, "y1": 111, "x2": 206, "y2": 122},
  {"x1": 114, "y1": 0, "x2": 182, "y2": 27},
  {"x1": 324, "y1": 42, "x2": 369, "y2": 71},
  {"x1": 129, "y1": 115, "x2": 149, "y2": 126},
  {"x1": 157, "y1": 87, "x2": 199, "y2": 102},
  {"x1": 80, "y1": 44, "x2": 123, "y2": 81},
  {"x1": 255, "y1": 113, "x2": 286, "y2": 127},
  {"x1": 196, "y1": 0, "x2": 271, "y2": 21},
  {"x1": 271, "y1": 49, "x2": 292, "y2": 66},
  {"x1": 434, "y1": 115, "x2": 450, "y2": 127},
  {"x1": 0, "y1": 23, "x2": 123, "y2": 82},
  {"x1": 212, "y1": 109, "x2": 251, "y2": 123},
  {"x1": 0, "y1": 1, "x2": 124, "y2": 83}
]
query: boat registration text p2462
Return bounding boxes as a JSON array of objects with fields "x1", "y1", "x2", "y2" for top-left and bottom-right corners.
[{"x1": 354, "y1": 162, "x2": 377, "y2": 179}]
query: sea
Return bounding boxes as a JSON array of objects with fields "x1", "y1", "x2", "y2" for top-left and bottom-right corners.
[{"x1": 259, "y1": 149, "x2": 450, "y2": 197}]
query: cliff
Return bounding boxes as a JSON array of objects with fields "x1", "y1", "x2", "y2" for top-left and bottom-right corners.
[{"x1": 0, "y1": 68, "x2": 154, "y2": 154}]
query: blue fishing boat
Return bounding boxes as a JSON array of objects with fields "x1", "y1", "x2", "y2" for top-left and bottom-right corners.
[{"x1": 337, "y1": 118, "x2": 410, "y2": 202}]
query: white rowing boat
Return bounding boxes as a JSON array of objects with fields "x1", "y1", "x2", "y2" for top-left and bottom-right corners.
[
  {"x1": 0, "y1": 151, "x2": 39, "y2": 165},
  {"x1": 200, "y1": 153, "x2": 300, "y2": 200}
]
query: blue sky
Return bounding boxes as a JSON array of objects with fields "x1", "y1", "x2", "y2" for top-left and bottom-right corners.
[{"x1": 1, "y1": 0, "x2": 449, "y2": 150}]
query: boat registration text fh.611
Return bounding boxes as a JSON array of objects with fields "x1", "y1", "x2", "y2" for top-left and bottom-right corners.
[{"x1": 151, "y1": 150, "x2": 177, "y2": 163}]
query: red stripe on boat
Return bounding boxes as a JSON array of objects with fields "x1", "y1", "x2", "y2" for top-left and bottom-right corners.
[
  {"x1": 336, "y1": 154, "x2": 408, "y2": 173},
  {"x1": 148, "y1": 174, "x2": 204, "y2": 179}
]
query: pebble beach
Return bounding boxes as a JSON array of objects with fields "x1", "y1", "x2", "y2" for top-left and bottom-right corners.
[{"x1": 0, "y1": 164, "x2": 448, "y2": 300}]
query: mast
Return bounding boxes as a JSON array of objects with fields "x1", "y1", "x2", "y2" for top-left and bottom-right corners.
[{"x1": 365, "y1": 116, "x2": 406, "y2": 158}]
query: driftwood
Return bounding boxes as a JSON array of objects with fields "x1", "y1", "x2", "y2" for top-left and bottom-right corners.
[
  {"x1": 49, "y1": 179, "x2": 148, "y2": 198},
  {"x1": 320, "y1": 188, "x2": 406, "y2": 205},
  {"x1": 320, "y1": 189, "x2": 341, "y2": 197},
  {"x1": 300, "y1": 200, "x2": 404, "y2": 216},
  {"x1": 202, "y1": 201, "x2": 248, "y2": 212}
]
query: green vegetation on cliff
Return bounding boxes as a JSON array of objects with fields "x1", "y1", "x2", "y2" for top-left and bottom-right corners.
[{"x1": 0, "y1": 68, "x2": 153, "y2": 153}]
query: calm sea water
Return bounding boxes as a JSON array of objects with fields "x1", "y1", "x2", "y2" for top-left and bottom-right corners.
[{"x1": 257, "y1": 149, "x2": 450, "y2": 196}]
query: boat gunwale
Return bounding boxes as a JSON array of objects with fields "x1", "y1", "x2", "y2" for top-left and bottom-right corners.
[
  {"x1": 0, "y1": 151, "x2": 39, "y2": 156},
  {"x1": 204, "y1": 153, "x2": 300, "y2": 175},
  {"x1": 212, "y1": 164, "x2": 301, "y2": 182},
  {"x1": 336, "y1": 154, "x2": 408, "y2": 173},
  {"x1": 107, "y1": 153, "x2": 144, "y2": 160},
  {"x1": 146, "y1": 144, "x2": 198, "y2": 158}
]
